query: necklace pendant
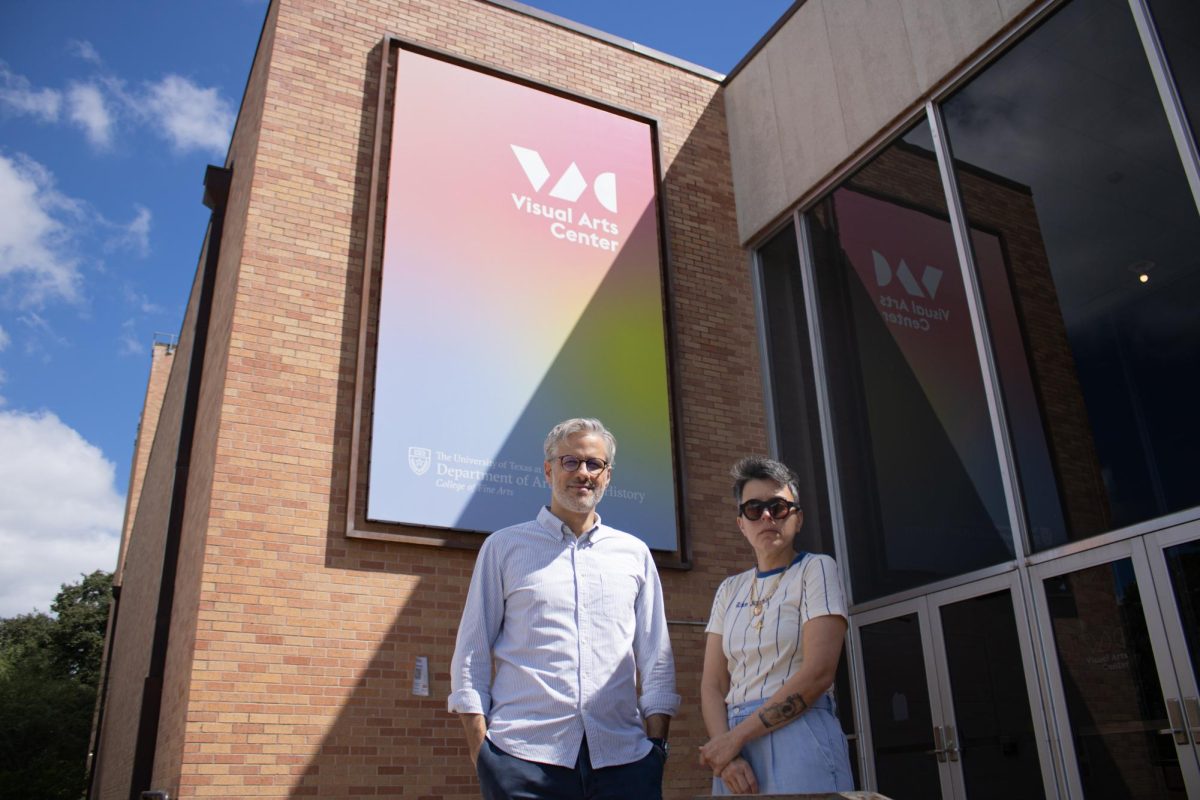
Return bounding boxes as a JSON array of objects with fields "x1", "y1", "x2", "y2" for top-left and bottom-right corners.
[{"x1": 754, "y1": 618, "x2": 764, "y2": 631}]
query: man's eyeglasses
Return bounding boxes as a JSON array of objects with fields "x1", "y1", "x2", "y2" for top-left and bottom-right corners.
[
  {"x1": 738, "y1": 497, "x2": 800, "y2": 521},
  {"x1": 555, "y1": 455, "x2": 610, "y2": 474}
]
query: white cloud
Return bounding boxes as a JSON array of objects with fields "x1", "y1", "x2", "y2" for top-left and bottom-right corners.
[
  {"x1": 0, "y1": 64, "x2": 61, "y2": 122},
  {"x1": 68, "y1": 40, "x2": 103, "y2": 66},
  {"x1": 0, "y1": 409, "x2": 123, "y2": 617},
  {"x1": 123, "y1": 285, "x2": 165, "y2": 314},
  {"x1": 118, "y1": 318, "x2": 144, "y2": 356},
  {"x1": 142, "y1": 74, "x2": 233, "y2": 155},
  {"x1": 17, "y1": 311, "x2": 69, "y2": 360},
  {"x1": 3, "y1": 62, "x2": 234, "y2": 157},
  {"x1": 0, "y1": 152, "x2": 82, "y2": 306},
  {"x1": 107, "y1": 204, "x2": 151, "y2": 257},
  {"x1": 0, "y1": 323, "x2": 9, "y2": 351},
  {"x1": 67, "y1": 81, "x2": 113, "y2": 148}
]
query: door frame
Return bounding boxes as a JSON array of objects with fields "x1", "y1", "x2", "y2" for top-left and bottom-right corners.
[
  {"x1": 851, "y1": 569, "x2": 1058, "y2": 798},
  {"x1": 1029, "y1": 524, "x2": 1200, "y2": 798}
]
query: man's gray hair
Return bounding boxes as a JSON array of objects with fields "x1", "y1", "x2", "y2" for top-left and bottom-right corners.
[
  {"x1": 730, "y1": 456, "x2": 799, "y2": 504},
  {"x1": 544, "y1": 418, "x2": 617, "y2": 465}
]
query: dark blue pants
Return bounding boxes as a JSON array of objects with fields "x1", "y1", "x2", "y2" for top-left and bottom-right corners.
[{"x1": 476, "y1": 736, "x2": 664, "y2": 800}]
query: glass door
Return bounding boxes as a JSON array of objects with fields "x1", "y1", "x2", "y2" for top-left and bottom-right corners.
[
  {"x1": 1032, "y1": 522, "x2": 1200, "y2": 798},
  {"x1": 853, "y1": 572, "x2": 1054, "y2": 799},
  {"x1": 928, "y1": 576, "x2": 1055, "y2": 799},
  {"x1": 856, "y1": 599, "x2": 948, "y2": 798}
]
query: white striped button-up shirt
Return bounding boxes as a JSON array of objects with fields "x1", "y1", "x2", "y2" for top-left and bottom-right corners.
[
  {"x1": 448, "y1": 506, "x2": 680, "y2": 768},
  {"x1": 705, "y1": 552, "x2": 847, "y2": 707}
]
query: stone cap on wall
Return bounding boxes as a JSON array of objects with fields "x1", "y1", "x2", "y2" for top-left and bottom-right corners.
[{"x1": 693, "y1": 793, "x2": 892, "y2": 800}]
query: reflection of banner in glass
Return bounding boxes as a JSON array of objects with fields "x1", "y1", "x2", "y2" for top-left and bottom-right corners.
[
  {"x1": 834, "y1": 189, "x2": 1007, "y2": 529},
  {"x1": 367, "y1": 48, "x2": 678, "y2": 550}
]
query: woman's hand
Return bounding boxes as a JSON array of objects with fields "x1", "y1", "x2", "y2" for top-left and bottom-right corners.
[
  {"x1": 718, "y1": 756, "x2": 758, "y2": 794},
  {"x1": 698, "y1": 727, "x2": 746, "y2": 776}
]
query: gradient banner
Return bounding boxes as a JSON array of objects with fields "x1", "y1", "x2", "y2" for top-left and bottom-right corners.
[{"x1": 366, "y1": 48, "x2": 679, "y2": 550}]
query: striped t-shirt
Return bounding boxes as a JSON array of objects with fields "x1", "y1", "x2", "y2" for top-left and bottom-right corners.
[{"x1": 705, "y1": 552, "x2": 847, "y2": 706}]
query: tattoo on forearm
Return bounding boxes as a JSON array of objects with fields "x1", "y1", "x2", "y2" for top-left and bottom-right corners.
[{"x1": 757, "y1": 692, "x2": 809, "y2": 729}]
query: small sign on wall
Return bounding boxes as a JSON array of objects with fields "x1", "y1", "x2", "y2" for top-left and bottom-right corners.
[{"x1": 413, "y1": 655, "x2": 430, "y2": 697}]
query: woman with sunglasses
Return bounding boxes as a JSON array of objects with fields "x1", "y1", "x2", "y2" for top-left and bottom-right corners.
[{"x1": 698, "y1": 456, "x2": 853, "y2": 795}]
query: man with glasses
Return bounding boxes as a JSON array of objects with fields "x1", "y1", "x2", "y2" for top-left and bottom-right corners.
[{"x1": 448, "y1": 418, "x2": 679, "y2": 800}]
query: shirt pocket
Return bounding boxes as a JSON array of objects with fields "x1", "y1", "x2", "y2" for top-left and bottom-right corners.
[{"x1": 598, "y1": 571, "x2": 640, "y2": 635}]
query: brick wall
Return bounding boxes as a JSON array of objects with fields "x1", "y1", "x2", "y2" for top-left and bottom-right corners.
[
  {"x1": 97, "y1": 0, "x2": 769, "y2": 798},
  {"x1": 115, "y1": 342, "x2": 175, "y2": 583},
  {"x1": 92, "y1": 231, "x2": 208, "y2": 800},
  {"x1": 154, "y1": 1, "x2": 285, "y2": 791}
]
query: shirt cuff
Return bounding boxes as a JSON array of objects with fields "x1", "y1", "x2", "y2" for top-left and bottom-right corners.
[
  {"x1": 447, "y1": 688, "x2": 488, "y2": 715},
  {"x1": 639, "y1": 691, "x2": 681, "y2": 718}
]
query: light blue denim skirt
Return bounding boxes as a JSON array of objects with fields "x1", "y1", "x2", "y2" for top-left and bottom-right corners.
[{"x1": 712, "y1": 694, "x2": 854, "y2": 795}]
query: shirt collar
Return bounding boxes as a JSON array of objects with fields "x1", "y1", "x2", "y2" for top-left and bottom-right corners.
[
  {"x1": 755, "y1": 551, "x2": 807, "y2": 578},
  {"x1": 537, "y1": 505, "x2": 606, "y2": 543}
]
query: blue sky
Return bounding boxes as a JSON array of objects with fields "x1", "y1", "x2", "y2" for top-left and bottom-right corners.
[{"x1": 0, "y1": 0, "x2": 792, "y2": 616}]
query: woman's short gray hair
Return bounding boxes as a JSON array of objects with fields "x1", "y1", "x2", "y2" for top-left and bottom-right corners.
[
  {"x1": 730, "y1": 456, "x2": 799, "y2": 504},
  {"x1": 544, "y1": 418, "x2": 617, "y2": 465}
]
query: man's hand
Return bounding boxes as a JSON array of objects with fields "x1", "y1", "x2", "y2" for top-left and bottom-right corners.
[
  {"x1": 460, "y1": 713, "x2": 487, "y2": 766},
  {"x1": 719, "y1": 757, "x2": 758, "y2": 795}
]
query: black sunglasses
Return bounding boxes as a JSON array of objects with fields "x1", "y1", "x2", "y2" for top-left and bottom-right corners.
[
  {"x1": 738, "y1": 497, "x2": 800, "y2": 521},
  {"x1": 555, "y1": 455, "x2": 610, "y2": 474}
]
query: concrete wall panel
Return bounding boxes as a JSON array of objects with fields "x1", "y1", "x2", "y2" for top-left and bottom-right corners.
[
  {"x1": 726, "y1": 0, "x2": 1040, "y2": 242},
  {"x1": 999, "y1": 0, "x2": 1035, "y2": 22},
  {"x1": 725, "y1": 53, "x2": 789, "y2": 242},
  {"x1": 767, "y1": 0, "x2": 850, "y2": 206},
  {"x1": 823, "y1": 0, "x2": 920, "y2": 153},
  {"x1": 900, "y1": 0, "x2": 1006, "y2": 89}
]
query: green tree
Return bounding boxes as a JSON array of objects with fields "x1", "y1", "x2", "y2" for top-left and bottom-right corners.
[
  {"x1": 50, "y1": 570, "x2": 113, "y2": 688},
  {"x1": 0, "y1": 571, "x2": 113, "y2": 800}
]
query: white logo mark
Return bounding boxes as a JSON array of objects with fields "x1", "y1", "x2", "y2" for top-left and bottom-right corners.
[
  {"x1": 511, "y1": 145, "x2": 618, "y2": 213},
  {"x1": 873, "y1": 250, "x2": 943, "y2": 299},
  {"x1": 408, "y1": 446, "x2": 432, "y2": 476}
]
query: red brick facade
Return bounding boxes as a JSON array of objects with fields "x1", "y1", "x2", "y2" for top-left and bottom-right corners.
[{"x1": 93, "y1": 1, "x2": 765, "y2": 797}]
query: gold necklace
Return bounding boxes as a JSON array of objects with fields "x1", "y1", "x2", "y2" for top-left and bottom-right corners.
[{"x1": 748, "y1": 571, "x2": 785, "y2": 631}]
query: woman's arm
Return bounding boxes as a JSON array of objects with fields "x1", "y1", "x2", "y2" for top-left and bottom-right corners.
[
  {"x1": 699, "y1": 632, "x2": 759, "y2": 794},
  {"x1": 699, "y1": 632, "x2": 730, "y2": 739},
  {"x1": 698, "y1": 614, "x2": 847, "y2": 775}
]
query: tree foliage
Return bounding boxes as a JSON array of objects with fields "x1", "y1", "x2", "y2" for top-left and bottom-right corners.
[{"x1": 0, "y1": 570, "x2": 113, "y2": 800}]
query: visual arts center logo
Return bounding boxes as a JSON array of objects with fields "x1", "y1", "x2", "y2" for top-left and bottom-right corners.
[
  {"x1": 872, "y1": 250, "x2": 950, "y2": 333},
  {"x1": 509, "y1": 144, "x2": 622, "y2": 252}
]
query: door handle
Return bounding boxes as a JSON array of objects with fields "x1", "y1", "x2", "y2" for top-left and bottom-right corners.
[
  {"x1": 1158, "y1": 698, "x2": 1189, "y2": 745},
  {"x1": 1183, "y1": 697, "x2": 1200, "y2": 742},
  {"x1": 925, "y1": 726, "x2": 947, "y2": 762},
  {"x1": 944, "y1": 724, "x2": 961, "y2": 762}
]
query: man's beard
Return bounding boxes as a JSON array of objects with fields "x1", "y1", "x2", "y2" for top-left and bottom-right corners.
[{"x1": 554, "y1": 478, "x2": 607, "y2": 514}]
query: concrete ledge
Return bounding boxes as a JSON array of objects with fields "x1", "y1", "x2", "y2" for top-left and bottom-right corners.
[{"x1": 693, "y1": 793, "x2": 892, "y2": 800}]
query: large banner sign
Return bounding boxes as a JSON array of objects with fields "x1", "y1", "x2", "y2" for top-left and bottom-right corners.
[{"x1": 366, "y1": 48, "x2": 680, "y2": 550}]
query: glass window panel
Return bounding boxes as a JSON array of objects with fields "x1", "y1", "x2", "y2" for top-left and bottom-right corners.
[
  {"x1": 941, "y1": 0, "x2": 1200, "y2": 550},
  {"x1": 1044, "y1": 560, "x2": 1185, "y2": 798},
  {"x1": 940, "y1": 591, "x2": 1046, "y2": 799},
  {"x1": 758, "y1": 223, "x2": 834, "y2": 556},
  {"x1": 1147, "y1": 0, "x2": 1200, "y2": 141},
  {"x1": 1164, "y1": 540, "x2": 1200, "y2": 681},
  {"x1": 859, "y1": 614, "x2": 940, "y2": 797},
  {"x1": 807, "y1": 121, "x2": 1013, "y2": 602}
]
